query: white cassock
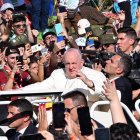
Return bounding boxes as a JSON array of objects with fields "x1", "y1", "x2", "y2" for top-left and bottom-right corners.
[{"x1": 21, "y1": 66, "x2": 107, "y2": 105}]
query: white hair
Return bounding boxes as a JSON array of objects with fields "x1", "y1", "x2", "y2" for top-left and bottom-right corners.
[{"x1": 63, "y1": 48, "x2": 82, "y2": 62}]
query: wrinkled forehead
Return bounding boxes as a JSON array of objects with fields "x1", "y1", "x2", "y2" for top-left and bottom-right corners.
[{"x1": 64, "y1": 51, "x2": 81, "y2": 62}]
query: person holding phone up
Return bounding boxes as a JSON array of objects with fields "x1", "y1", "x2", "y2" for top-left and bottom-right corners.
[{"x1": 0, "y1": 46, "x2": 39, "y2": 92}]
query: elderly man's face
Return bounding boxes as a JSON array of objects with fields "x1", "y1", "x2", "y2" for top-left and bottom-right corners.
[{"x1": 64, "y1": 50, "x2": 84, "y2": 79}]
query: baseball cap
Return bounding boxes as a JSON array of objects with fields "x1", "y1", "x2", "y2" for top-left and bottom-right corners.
[
  {"x1": 42, "y1": 28, "x2": 56, "y2": 39},
  {"x1": 75, "y1": 37, "x2": 86, "y2": 46},
  {"x1": 5, "y1": 46, "x2": 20, "y2": 56},
  {"x1": 12, "y1": 13, "x2": 25, "y2": 21},
  {"x1": 101, "y1": 34, "x2": 117, "y2": 45},
  {"x1": 9, "y1": 35, "x2": 32, "y2": 46},
  {"x1": 1, "y1": 3, "x2": 14, "y2": 12},
  {"x1": 77, "y1": 19, "x2": 90, "y2": 35}
]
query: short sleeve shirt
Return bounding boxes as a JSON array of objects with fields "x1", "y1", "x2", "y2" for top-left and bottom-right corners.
[{"x1": 0, "y1": 70, "x2": 30, "y2": 89}]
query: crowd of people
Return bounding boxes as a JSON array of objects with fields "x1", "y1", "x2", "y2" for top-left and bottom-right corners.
[{"x1": 0, "y1": 0, "x2": 140, "y2": 139}]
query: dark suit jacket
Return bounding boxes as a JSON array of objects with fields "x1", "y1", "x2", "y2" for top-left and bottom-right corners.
[
  {"x1": 115, "y1": 77, "x2": 133, "y2": 126},
  {"x1": 5, "y1": 122, "x2": 38, "y2": 140}
]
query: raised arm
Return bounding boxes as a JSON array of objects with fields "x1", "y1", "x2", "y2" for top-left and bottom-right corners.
[
  {"x1": 102, "y1": 78, "x2": 127, "y2": 124},
  {"x1": 135, "y1": 7, "x2": 140, "y2": 36}
]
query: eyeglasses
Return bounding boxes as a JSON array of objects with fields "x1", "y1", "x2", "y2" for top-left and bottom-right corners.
[
  {"x1": 65, "y1": 105, "x2": 79, "y2": 113},
  {"x1": 13, "y1": 24, "x2": 26, "y2": 28},
  {"x1": 45, "y1": 35, "x2": 55, "y2": 41}
]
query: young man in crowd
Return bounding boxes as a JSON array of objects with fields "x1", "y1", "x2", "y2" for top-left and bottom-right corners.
[
  {"x1": 5, "y1": 99, "x2": 38, "y2": 140},
  {"x1": 0, "y1": 46, "x2": 39, "y2": 91},
  {"x1": 117, "y1": 27, "x2": 140, "y2": 101},
  {"x1": 0, "y1": 3, "x2": 14, "y2": 34},
  {"x1": 101, "y1": 34, "x2": 117, "y2": 53},
  {"x1": 10, "y1": 14, "x2": 34, "y2": 43}
]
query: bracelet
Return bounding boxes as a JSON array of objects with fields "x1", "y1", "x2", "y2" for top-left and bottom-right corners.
[
  {"x1": 70, "y1": 134, "x2": 78, "y2": 140},
  {"x1": 9, "y1": 76, "x2": 14, "y2": 81},
  {"x1": 39, "y1": 62, "x2": 44, "y2": 66},
  {"x1": 23, "y1": 58, "x2": 27, "y2": 60}
]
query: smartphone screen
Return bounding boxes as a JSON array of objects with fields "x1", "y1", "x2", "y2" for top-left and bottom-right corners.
[
  {"x1": 59, "y1": 6, "x2": 66, "y2": 13},
  {"x1": 52, "y1": 102, "x2": 65, "y2": 129},
  {"x1": 55, "y1": 23, "x2": 63, "y2": 36},
  {"x1": 16, "y1": 56, "x2": 23, "y2": 66},
  {"x1": 41, "y1": 48, "x2": 48, "y2": 56},
  {"x1": 77, "y1": 106, "x2": 93, "y2": 136},
  {"x1": 19, "y1": 133, "x2": 45, "y2": 140},
  {"x1": 85, "y1": 27, "x2": 93, "y2": 36},
  {"x1": 57, "y1": 36, "x2": 64, "y2": 42},
  {"x1": 87, "y1": 39, "x2": 94, "y2": 48},
  {"x1": 95, "y1": 128, "x2": 110, "y2": 140}
]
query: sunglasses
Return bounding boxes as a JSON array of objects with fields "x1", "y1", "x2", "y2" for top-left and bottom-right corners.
[
  {"x1": 13, "y1": 24, "x2": 26, "y2": 28},
  {"x1": 65, "y1": 105, "x2": 79, "y2": 113},
  {"x1": 57, "y1": 49, "x2": 65, "y2": 55}
]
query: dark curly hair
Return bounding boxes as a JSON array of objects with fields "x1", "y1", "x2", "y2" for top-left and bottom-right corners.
[{"x1": 110, "y1": 123, "x2": 139, "y2": 140}]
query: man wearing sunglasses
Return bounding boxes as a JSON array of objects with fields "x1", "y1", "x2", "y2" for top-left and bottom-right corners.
[
  {"x1": 101, "y1": 34, "x2": 118, "y2": 53},
  {"x1": 9, "y1": 14, "x2": 34, "y2": 43},
  {"x1": 62, "y1": 90, "x2": 104, "y2": 139}
]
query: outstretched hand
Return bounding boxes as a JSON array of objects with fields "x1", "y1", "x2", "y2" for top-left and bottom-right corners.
[
  {"x1": 38, "y1": 106, "x2": 48, "y2": 131},
  {"x1": 101, "y1": 78, "x2": 118, "y2": 102}
]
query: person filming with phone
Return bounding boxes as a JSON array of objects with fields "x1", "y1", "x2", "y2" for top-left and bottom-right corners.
[{"x1": 0, "y1": 46, "x2": 39, "y2": 91}]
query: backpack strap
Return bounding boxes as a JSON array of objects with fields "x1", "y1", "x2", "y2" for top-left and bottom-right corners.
[{"x1": 0, "y1": 69, "x2": 10, "y2": 80}]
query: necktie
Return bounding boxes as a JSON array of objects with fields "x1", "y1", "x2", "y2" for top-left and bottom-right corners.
[{"x1": 14, "y1": 132, "x2": 21, "y2": 140}]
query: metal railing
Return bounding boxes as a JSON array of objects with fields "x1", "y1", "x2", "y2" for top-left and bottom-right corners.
[{"x1": 90, "y1": 101, "x2": 140, "y2": 132}]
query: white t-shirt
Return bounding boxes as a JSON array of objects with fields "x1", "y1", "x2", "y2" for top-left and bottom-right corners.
[
  {"x1": 59, "y1": 0, "x2": 79, "y2": 9},
  {"x1": 3, "y1": 0, "x2": 25, "y2": 7}
]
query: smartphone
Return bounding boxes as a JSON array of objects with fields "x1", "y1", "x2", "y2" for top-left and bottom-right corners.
[
  {"x1": 85, "y1": 27, "x2": 93, "y2": 36},
  {"x1": 57, "y1": 36, "x2": 64, "y2": 42},
  {"x1": 19, "y1": 133, "x2": 45, "y2": 140},
  {"x1": 77, "y1": 106, "x2": 93, "y2": 136},
  {"x1": 87, "y1": 39, "x2": 94, "y2": 48},
  {"x1": 31, "y1": 44, "x2": 42, "y2": 53},
  {"x1": 41, "y1": 48, "x2": 48, "y2": 56},
  {"x1": 55, "y1": 23, "x2": 63, "y2": 36},
  {"x1": 25, "y1": 43, "x2": 31, "y2": 50},
  {"x1": 59, "y1": 6, "x2": 66, "y2": 13},
  {"x1": 52, "y1": 102, "x2": 65, "y2": 129},
  {"x1": 95, "y1": 128, "x2": 110, "y2": 140},
  {"x1": 16, "y1": 56, "x2": 23, "y2": 66}
]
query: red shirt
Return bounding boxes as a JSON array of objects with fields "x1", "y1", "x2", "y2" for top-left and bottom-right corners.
[{"x1": 0, "y1": 71, "x2": 30, "y2": 89}]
